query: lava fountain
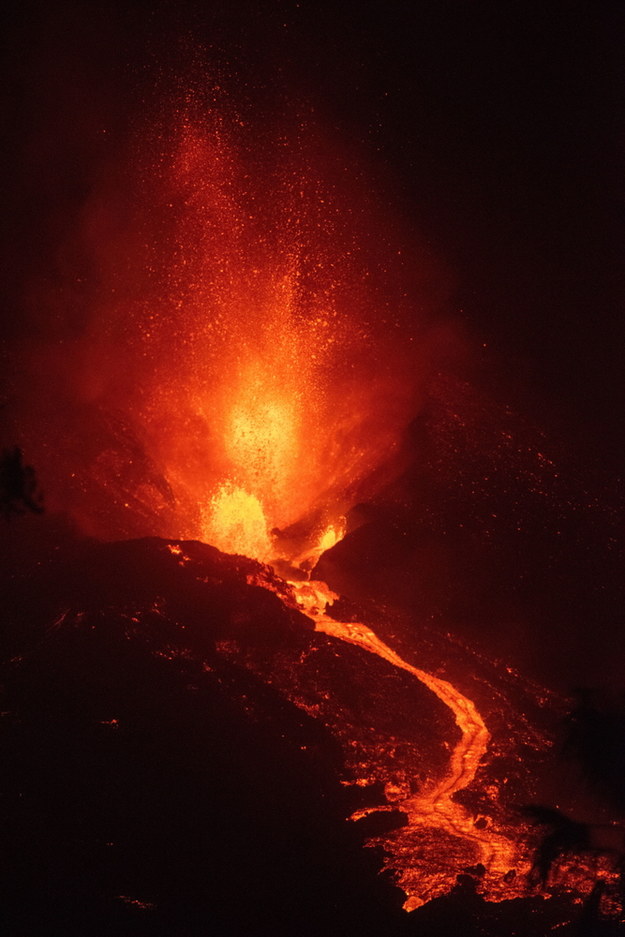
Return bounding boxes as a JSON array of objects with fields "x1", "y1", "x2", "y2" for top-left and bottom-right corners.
[{"x1": 10, "y1": 93, "x2": 443, "y2": 549}]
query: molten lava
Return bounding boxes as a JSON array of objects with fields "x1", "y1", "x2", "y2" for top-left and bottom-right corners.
[
  {"x1": 202, "y1": 483, "x2": 272, "y2": 562},
  {"x1": 285, "y1": 575, "x2": 523, "y2": 909}
]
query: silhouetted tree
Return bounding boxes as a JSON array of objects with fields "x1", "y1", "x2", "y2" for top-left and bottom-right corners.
[{"x1": 0, "y1": 447, "x2": 44, "y2": 519}]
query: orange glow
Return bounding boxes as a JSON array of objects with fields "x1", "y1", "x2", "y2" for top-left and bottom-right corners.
[
  {"x1": 279, "y1": 518, "x2": 348, "y2": 572},
  {"x1": 287, "y1": 578, "x2": 340, "y2": 616},
  {"x1": 317, "y1": 523, "x2": 345, "y2": 554}
]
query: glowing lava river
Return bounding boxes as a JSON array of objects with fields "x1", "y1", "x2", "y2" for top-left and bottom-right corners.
[{"x1": 270, "y1": 573, "x2": 522, "y2": 910}]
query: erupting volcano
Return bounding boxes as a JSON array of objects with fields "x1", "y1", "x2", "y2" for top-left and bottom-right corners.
[
  {"x1": 1, "y1": 32, "x2": 623, "y2": 935},
  {"x1": 11, "y1": 96, "x2": 433, "y2": 556}
]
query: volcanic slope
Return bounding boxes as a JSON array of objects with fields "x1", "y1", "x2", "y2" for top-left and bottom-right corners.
[{"x1": 0, "y1": 532, "x2": 617, "y2": 936}]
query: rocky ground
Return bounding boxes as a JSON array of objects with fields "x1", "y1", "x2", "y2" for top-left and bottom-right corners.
[{"x1": 0, "y1": 525, "x2": 622, "y2": 935}]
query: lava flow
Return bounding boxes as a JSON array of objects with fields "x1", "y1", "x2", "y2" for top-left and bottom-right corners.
[{"x1": 276, "y1": 573, "x2": 521, "y2": 909}]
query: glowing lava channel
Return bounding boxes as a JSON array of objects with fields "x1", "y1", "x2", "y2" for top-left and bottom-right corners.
[{"x1": 287, "y1": 578, "x2": 519, "y2": 910}]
